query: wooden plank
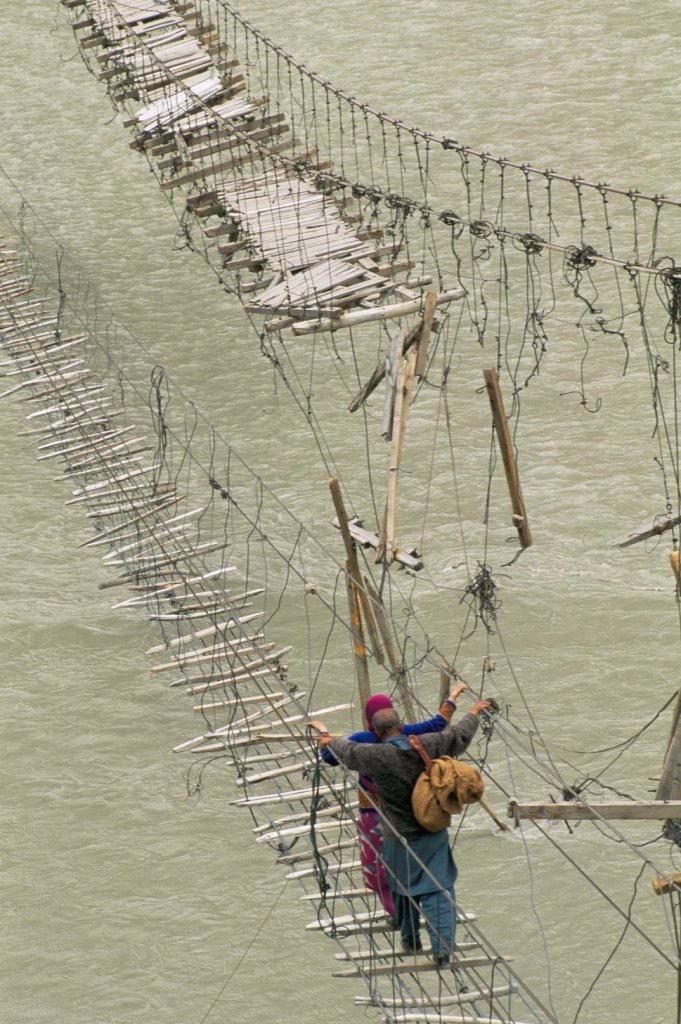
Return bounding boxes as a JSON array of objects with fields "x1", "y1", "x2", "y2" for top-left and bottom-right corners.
[
  {"x1": 656, "y1": 685, "x2": 681, "y2": 801},
  {"x1": 612, "y1": 512, "x2": 681, "y2": 548},
  {"x1": 345, "y1": 559, "x2": 371, "y2": 711},
  {"x1": 160, "y1": 137, "x2": 292, "y2": 190},
  {"x1": 291, "y1": 288, "x2": 464, "y2": 335},
  {"x1": 328, "y1": 477, "x2": 384, "y2": 670},
  {"x1": 414, "y1": 290, "x2": 438, "y2": 378},
  {"x1": 508, "y1": 799, "x2": 681, "y2": 821},
  {"x1": 379, "y1": 345, "x2": 417, "y2": 564},
  {"x1": 277, "y1": 836, "x2": 358, "y2": 866},
  {"x1": 353, "y1": 984, "x2": 515, "y2": 1009},
  {"x1": 652, "y1": 872, "x2": 681, "y2": 896},
  {"x1": 483, "y1": 367, "x2": 532, "y2": 548},
  {"x1": 381, "y1": 328, "x2": 405, "y2": 440},
  {"x1": 332, "y1": 954, "x2": 512, "y2": 978},
  {"x1": 348, "y1": 319, "x2": 427, "y2": 412},
  {"x1": 364, "y1": 577, "x2": 415, "y2": 723}
]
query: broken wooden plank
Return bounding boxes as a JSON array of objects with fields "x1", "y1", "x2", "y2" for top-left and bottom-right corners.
[
  {"x1": 332, "y1": 515, "x2": 422, "y2": 571},
  {"x1": 612, "y1": 512, "x2": 681, "y2": 548}
]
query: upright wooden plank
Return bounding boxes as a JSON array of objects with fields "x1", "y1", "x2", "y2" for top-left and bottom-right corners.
[
  {"x1": 414, "y1": 290, "x2": 438, "y2": 378},
  {"x1": 483, "y1": 367, "x2": 532, "y2": 549},
  {"x1": 328, "y1": 477, "x2": 383, "y2": 668}
]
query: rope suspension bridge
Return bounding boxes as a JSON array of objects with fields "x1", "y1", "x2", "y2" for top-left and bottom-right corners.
[
  {"x1": 0, "y1": 227, "x2": 554, "y2": 1024},
  {"x1": 2, "y1": 0, "x2": 681, "y2": 1020}
]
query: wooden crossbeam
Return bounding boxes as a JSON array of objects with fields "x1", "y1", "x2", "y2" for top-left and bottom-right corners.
[
  {"x1": 509, "y1": 799, "x2": 681, "y2": 821},
  {"x1": 483, "y1": 367, "x2": 532, "y2": 548}
]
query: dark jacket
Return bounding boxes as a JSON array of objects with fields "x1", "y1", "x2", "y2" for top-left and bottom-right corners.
[{"x1": 327, "y1": 713, "x2": 479, "y2": 840}]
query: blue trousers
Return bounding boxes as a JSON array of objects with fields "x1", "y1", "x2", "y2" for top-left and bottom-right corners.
[{"x1": 394, "y1": 885, "x2": 456, "y2": 955}]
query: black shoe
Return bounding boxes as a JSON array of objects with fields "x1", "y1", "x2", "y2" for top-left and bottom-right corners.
[
  {"x1": 386, "y1": 915, "x2": 398, "y2": 930},
  {"x1": 433, "y1": 952, "x2": 450, "y2": 968},
  {"x1": 401, "y1": 939, "x2": 424, "y2": 954}
]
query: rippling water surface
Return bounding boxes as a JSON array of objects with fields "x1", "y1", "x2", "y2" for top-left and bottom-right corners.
[{"x1": 1, "y1": 3, "x2": 680, "y2": 1023}]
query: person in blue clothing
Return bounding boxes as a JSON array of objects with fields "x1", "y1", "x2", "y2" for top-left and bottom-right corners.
[{"x1": 319, "y1": 682, "x2": 467, "y2": 918}]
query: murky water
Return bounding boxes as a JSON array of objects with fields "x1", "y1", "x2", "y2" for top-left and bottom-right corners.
[{"x1": 1, "y1": 3, "x2": 680, "y2": 1022}]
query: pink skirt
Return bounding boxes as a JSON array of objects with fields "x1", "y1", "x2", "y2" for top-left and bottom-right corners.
[{"x1": 357, "y1": 809, "x2": 395, "y2": 917}]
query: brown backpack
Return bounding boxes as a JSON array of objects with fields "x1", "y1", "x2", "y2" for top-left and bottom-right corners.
[{"x1": 409, "y1": 735, "x2": 485, "y2": 832}]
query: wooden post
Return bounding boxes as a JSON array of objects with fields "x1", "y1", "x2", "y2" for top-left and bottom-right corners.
[
  {"x1": 328, "y1": 478, "x2": 384, "y2": 667},
  {"x1": 652, "y1": 875, "x2": 681, "y2": 1024},
  {"x1": 381, "y1": 328, "x2": 406, "y2": 440},
  {"x1": 378, "y1": 347, "x2": 417, "y2": 564},
  {"x1": 483, "y1": 367, "x2": 532, "y2": 548},
  {"x1": 656, "y1": 691, "x2": 681, "y2": 801},
  {"x1": 345, "y1": 560, "x2": 371, "y2": 711},
  {"x1": 364, "y1": 578, "x2": 416, "y2": 723},
  {"x1": 477, "y1": 794, "x2": 511, "y2": 832},
  {"x1": 414, "y1": 291, "x2": 438, "y2": 378}
]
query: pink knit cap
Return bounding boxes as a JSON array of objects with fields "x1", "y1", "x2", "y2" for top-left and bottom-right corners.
[{"x1": 364, "y1": 693, "x2": 394, "y2": 730}]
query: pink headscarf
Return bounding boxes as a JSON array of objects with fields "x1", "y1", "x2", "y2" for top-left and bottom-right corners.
[{"x1": 364, "y1": 693, "x2": 394, "y2": 731}]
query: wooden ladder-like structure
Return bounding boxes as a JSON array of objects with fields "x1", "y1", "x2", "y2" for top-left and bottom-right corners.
[
  {"x1": 1, "y1": 237, "x2": 548, "y2": 1024},
  {"x1": 65, "y1": 0, "x2": 465, "y2": 336}
]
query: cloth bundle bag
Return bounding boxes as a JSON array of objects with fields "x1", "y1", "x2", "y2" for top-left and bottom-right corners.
[{"x1": 409, "y1": 735, "x2": 485, "y2": 831}]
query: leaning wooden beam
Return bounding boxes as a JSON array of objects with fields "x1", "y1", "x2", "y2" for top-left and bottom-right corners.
[
  {"x1": 377, "y1": 1013, "x2": 528, "y2": 1024},
  {"x1": 234, "y1": 762, "x2": 315, "y2": 786},
  {"x1": 612, "y1": 512, "x2": 681, "y2": 548},
  {"x1": 414, "y1": 290, "x2": 438, "y2": 378},
  {"x1": 146, "y1": 612, "x2": 264, "y2": 655},
  {"x1": 233, "y1": 783, "x2": 350, "y2": 808},
  {"x1": 328, "y1": 477, "x2": 383, "y2": 667},
  {"x1": 379, "y1": 345, "x2": 417, "y2": 564},
  {"x1": 184, "y1": 647, "x2": 292, "y2": 693},
  {"x1": 364, "y1": 577, "x2": 415, "y2": 724},
  {"x1": 256, "y1": 817, "x2": 353, "y2": 845},
  {"x1": 656, "y1": 686, "x2": 681, "y2": 801},
  {"x1": 344, "y1": 559, "x2": 372, "y2": 712},
  {"x1": 508, "y1": 799, "x2": 681, "y2": 821},
  {"x1": 340, "y1": 941, "x2": 480, "y2": 961},
  {"x1": 483, "y1": 367, "x2": 532, "y2": 549}
]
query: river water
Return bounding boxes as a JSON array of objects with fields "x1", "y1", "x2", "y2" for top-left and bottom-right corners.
[{"x1": 1, "y1": 3, "x2": 680, "y2": 1023}]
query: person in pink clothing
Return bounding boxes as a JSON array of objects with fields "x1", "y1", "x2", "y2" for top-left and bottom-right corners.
[{"x1": 320, "y1": 683, "x2": 467, "y2": 919}]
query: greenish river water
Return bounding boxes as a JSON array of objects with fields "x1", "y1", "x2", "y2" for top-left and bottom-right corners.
[{"x1": 1, "y1": 3, "x2": 680, "y2": 1022}]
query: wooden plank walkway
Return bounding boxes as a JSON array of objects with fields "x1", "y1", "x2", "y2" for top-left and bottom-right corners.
[{"x1": 67, "y1": 0, "x2": 466, "y2": 336}]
